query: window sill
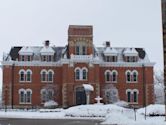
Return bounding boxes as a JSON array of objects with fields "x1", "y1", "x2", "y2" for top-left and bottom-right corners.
[
  {"x1": 105, "y1": 81, "x2": 117, "y2": 83},
  {"x1": 126, "y1": 81, "x2": 138, "y2": 83},
  {"x1": 19, "y1": 103, "x2": 32, "y2": 104},
  {"x1": 19, "y1": 81, "x2": 32, "y2": 83},
  {"x1": 41, "y1": 81, "x2": 53, "y2": 83}
]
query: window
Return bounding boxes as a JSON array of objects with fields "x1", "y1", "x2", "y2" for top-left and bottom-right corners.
[
  {"x1": 126, "y1": 71, "x2": 131, "y2": 82},
  {"x1": 75, "y1": 69, "x2": 80, "y2": 80},
  {"x1": 133, "y1": 91, "x2": 138, "y2": 103},
  {"x1": 127, "y1": 91, "x2": 131, "y2": 102},
  {"x1": 48, "y1": 55, "x2": 52, "y2": 62},
  {"x1": 75, "y1": 67, "x2": 88, "y2": 80},
  {"x1": 105, "y1": 56, "x2": 110, "y2": 62},
  {"x1": 112, "y1": 71, "x2": 117, "y2": 82},
  {"x1": 27, "y1": 56, "x2": 31, "y2": 61},
  {"x1": 43, "y1": 56, "x2": 46, "y2": 61},
  {"x1": 48, "y1": 70, "x2": 54, "y2": 82},
  {"x1": 20, "y1": 71, "x2": 25, "y2": 81},
  {"x1": 20, "y1": 91, "x2": 25, "y2": 103},
  {"x1": 82, "y1": 46, "x2": 86, "y2": 55},
  {"x1": 41, "y1": 70, "x2": 47, "y2": 82},
  {"x1": 105, "y1": 71, "x2": 111, "y2": 82},
  {"x1": 111, "y1": 56, "x2": 117, "y2": 62},
  {"x1": 40, "y1": 89, "x2": 54, "y2": 103},
  {"x1": 21, "y1": 56, "x2": 25, "y2": 61},
  {"x1": 82, "y1": 69, "x2": 87, "y2": 80},
  {"x1": 76, "y1": 46, "x2": 80, "y2": 55},
  {"x1": 26, "y1": 91, "x2": 32, "y2": 103},
  {"x1": 19, "y1": 89, "x2": 32, "y2": 104},
  {"x1": 41, "y1": 90, "x2": 47, "y2": 103},
  {"x1": 26, "y1": 70, "x2": 32, "y2": 82},
  {"x1": 126, "y1": 89, "x2": 139, "y2": 103},
  {"x1": 132, "y1": 71, "x2": 138, "y2": 82},
  {"x1": 19, "y1": 70, "x2": 26, "y2": 82},
  {"x1": 126, "y1": 56, "x2": 138, "y2": 62}
]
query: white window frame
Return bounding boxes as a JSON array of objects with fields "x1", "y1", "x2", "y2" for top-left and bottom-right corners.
[
  {"x1": 40, "y1": 69, "x2": 48, "y2": 82},
  {"x1": 48, "y1": 69, "x2": 54, "y2": 82},
  {"x1": 19, "y1": 69, "x2": 26, "y2": 82}
]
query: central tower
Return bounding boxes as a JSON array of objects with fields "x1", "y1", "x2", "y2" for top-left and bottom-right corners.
[{"x1": 68, "y1": 25, "x2": 93, "y2": 57}]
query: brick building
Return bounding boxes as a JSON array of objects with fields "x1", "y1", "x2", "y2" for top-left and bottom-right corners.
[{"x1": 2, "y1": 25, "x2": 154, "y2": 108}]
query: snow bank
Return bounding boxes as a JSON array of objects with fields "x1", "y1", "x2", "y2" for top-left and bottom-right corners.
[
  {"x1": 114, "y1": 100, "x2": 129, "y2": 107},
  {"x1": 137, "y1": 104, "x2": 165, "y2": 116},
  {"x1": 44, "y1": 100, "x2": 58, "y2": 108},
  {"x1": 65, "y1": 104, "x2": 125, "y2": 117}
]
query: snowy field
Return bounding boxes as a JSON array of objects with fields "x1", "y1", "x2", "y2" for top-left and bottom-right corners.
[{"x1": 0, "y1": 104, "x2": 166, "y2": 125}]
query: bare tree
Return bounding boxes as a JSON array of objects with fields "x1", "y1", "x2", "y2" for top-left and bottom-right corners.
[
  {"x1": 103, "y1": 84, "x2": 119, "y2": 104},
  {"x1": 41, "y1": 84, "x2": 58, "y2": 103},
  {"x1": 154, "y1": 70, "x2": 164, "y2": 104}
]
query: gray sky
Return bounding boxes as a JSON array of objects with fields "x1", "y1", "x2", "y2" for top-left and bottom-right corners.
[{"x1": 0, "y1": 0, "x2": 163, "y2": 85}]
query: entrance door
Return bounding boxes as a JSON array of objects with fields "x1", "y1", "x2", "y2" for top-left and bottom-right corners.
[{"x1": 76, "y1": 87, "x2": 86, "y2": 105}]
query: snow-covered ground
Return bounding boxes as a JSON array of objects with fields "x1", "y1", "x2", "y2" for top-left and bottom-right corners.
[{"x1": 0, "y1": 104, "x2": 166, "y2": 125}]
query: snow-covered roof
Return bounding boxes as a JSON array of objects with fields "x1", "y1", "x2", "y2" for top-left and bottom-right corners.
[
  {"x1": 123, "y1": 48, "x2": 138, "y2": 56},
  {"x1": 19, "y1": 46, "x2": 34, "y2": 55},
  {"x1": 103, "y1": 47, "x2": 118, "y2": 56},
  {"x1": 40, "y1": 46, "x2": 55, "y2": 55}
]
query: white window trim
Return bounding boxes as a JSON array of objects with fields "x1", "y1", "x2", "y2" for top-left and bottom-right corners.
[
  {"x1": 18, "y1": 88, "x2": 32, "y2": 104},
  {"x1": 26, "y1": 69, "x2": 32, "y2": 82}
]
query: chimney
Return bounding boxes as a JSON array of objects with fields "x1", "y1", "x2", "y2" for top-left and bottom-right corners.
[
  {"x1": 106, "y1": 41, "x2": 110, "y2": 47},
  {"x1": 44, "y1": 40, "x2": 50, "y2": 47}
]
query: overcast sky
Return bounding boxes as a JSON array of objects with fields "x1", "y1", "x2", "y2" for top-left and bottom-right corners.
[{"x1": 0, "y1": 0, "x2": 163, "y2": 86}]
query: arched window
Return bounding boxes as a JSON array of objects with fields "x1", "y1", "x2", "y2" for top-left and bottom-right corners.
[
  {"x1": 133, "y1": 89, "x2": 139, "y2": 103},
  {"x1": 26, "y1": 89, "x2": 32, "y2": 103},
  {"x1": 41, "y1": 70, "x2": 47, "y2": 82},
  {"x1": 126, "y1": 70, "x2": 131, "y2": 82},
  {"x1": 75, "y1": 68, "x2": 81, "y2": 80},
  {"x1": 18, "y1": 88, "x2": 32, "y2": 104},
  {"x1": 19, "y1": 70, "x2": 26, "y2": 82},
  {"x1": 105, "y1": 70, "x2": 111, "y2": 82},
  {"x1": 82, "y1": 69, "x2": 87, "y2": 80},
  {"x1": 82, "y1": 68, "x2": 88, "y2": 80},
  {"x1": 48, "y1": 70, "x2": 54, "y2": 82},
  {"x1": 40, "y1": 89, "x2": 54, "y2": 103},
  {"x1": 26, "y1": 69, "x2": 32, "y2": 82},
  {"x1": 112, "y1": 70, "x2": 118, "y2": 82},
  {"x1": 126, "y1": 89, "x2": 132, "y2": 103},
  {"x1": 75, "y1": 69, "x2": 80, "y2": 80},
  {"x1": 19, "y1": 89, "x2": 26, "y2": 103},
  {"x1": 132, "y1": 70, "x2": 138, "y2": 82},
  {"x1": 41, "y1": 89, "x2": 47, "y2": 103}
]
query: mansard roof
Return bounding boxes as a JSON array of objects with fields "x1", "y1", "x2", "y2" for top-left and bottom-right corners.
[{"x1": 5, "y1": 45, "x2": 150, "y2": 63}]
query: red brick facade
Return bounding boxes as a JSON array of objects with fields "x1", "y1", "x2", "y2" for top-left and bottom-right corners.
[{"x1": 2, "y1": 25, "x2": 154, "y2": 108}]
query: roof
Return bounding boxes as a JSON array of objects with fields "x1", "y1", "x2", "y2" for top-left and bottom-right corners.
[
  {"x1": 103, "y1": 47, "x2": 118, "y2": 56},
  {"x1": 123, "y1": 48, "x2": 138, "y2": 56},
  {"x1": 40, "y1": 46, "x2": 55, "y2": 55},
  {"x1": 19, "y1": 46, "x2": 34, "y2": 55}
]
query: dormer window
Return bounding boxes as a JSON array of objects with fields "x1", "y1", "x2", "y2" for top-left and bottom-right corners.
[
  {"x1": 40, "y1": 41, "x2": 55, "y2": 62},
  {"x1": 103, "y1": 47, "x2": 118, "y2": 62},
  {"x1": 27, "y1": 56, "x2": 31, "y2": 61},
  {"x1": 125, "y1": 56, "x2": 138, "y2": 62},
  {"x1": 123, "y1": 48, "x2": 138, "y2": 62},
  {"x1": 21, "y1": 56, "x2": 25, "y2": 61},
  {"x1": 19, "y1": 47, "x2": 34, "y2": 61},
  {"x1": 105, "y1": 56, "x2": 117, "y2": 62},
  {"x1": 41, "y1": 55, "x2": 53, "y2": 62}
]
